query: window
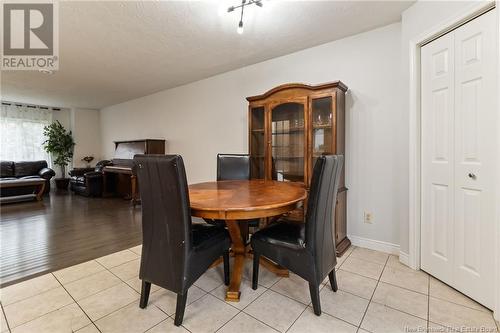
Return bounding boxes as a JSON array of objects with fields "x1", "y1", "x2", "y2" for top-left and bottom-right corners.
[{"x1": 0, "y1": 103, "x2": 52, "y2": 162}]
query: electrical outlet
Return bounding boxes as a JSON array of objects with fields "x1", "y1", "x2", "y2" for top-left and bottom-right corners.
[{"x1": 364, "y1": 212, "x2": 373, "y2": 224}]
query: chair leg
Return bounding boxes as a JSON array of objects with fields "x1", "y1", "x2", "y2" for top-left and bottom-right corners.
[
  {"x1": 174, "y1": 292, "x2": 188, "y2": 326},
  {"x1": 309, "y1": 282, "x2": 321, "y2": 316},
  {"x1": 328, "y1": 270, "x2": 338, "y2": 292},
  {"x1": 223, "y1": 250, "x2": 230, "y2": 286},
  {"x1": 240, "y1": 221, "x2": 249, "y2": 244},
  {"x1": 252, "y1": 252, "x2": 260, "y2": 290},
  {"x1": 139, "y1": 281, "x2": 151, "y2": 309}
]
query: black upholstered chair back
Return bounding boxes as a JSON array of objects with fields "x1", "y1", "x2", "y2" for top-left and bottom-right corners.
[
  {"x1": 304, "y1": 155, "x2": 343, "y2": 283},
  {"x1": 134, "y1": 154, "x2": 192, "y2": 293},
  {"x1": 217, "y1": 154, "x2": 250, "y2": 181}
]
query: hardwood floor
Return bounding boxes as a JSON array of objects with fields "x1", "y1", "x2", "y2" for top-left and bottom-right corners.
[{"x1": 0, "y1": 191, "x2": 142, "y2": 287}]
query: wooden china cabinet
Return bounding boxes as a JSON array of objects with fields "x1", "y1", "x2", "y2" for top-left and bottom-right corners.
[{"x1": 246, "y1": 81, "x2": 350, "y2": 256}]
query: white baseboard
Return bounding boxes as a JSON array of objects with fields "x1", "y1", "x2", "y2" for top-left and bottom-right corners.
[
  {"x1": 399, "y1": 251, "x2": 409, "y2": 266},
  {"x1": 348, "y1": 235, "x2": 400, "y2": 255}
]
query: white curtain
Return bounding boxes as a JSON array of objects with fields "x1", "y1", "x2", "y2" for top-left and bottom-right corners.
[{"x1": 0, "y1": 103, "x2": 52, "y2": 162}]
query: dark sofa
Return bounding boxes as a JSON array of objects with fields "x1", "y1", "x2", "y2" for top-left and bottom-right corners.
[
  {"x1": 69, "y1": 160, "x2": 111, "y2": 197},
  {"x1": 0, "y1": 160, "x2": 56, "y2": 197}
]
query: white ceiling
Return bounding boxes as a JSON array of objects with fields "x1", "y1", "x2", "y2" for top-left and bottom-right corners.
[{"x1": 1, "y1": 1, "x2": 413, "y2": 109}]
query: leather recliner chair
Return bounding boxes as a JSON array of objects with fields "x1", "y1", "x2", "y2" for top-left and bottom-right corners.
[{"x1": 69, "y1": 160, "x2": 111, "y2": 197}]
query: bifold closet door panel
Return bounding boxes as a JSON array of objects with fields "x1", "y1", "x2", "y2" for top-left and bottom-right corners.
[
  {"x1": 452, "y1": 9, "x2": 496, "y2": 308},
  {"x1": 421, "y1": 32, "x2": 456, "y2": 285}
]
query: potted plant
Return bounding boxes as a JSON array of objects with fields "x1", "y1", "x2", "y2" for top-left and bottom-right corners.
[{"x1": 43, "y1": 120, "x2": 75, "y2": 190}]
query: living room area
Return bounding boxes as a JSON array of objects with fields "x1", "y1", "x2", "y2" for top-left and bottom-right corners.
[
  {"x1": 1, "y1": 1, "x2": 500, "y2": 333},
  {"x1": 0, "y1": 101, "x2": 144, "y2": 281}
]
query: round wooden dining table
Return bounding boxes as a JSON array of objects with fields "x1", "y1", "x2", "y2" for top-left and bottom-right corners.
[{"x1": 189, "y1": 179, "x2": 307, "y2": 302}]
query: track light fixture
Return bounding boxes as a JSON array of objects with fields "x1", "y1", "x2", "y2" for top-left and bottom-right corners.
[
  {"x1": 237, "y1": 20, "x2": 244, "y2": 34},
  {"x1": 227, "y1": 0, "x2": 264, "y2": 34}
]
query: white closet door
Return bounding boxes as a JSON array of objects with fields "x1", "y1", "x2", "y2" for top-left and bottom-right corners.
[
  {"x1": 421, "y1": 32, "x2": 455, "y2": 285},
  {"x1": 421, "y1": 10, "x2": 497, "y2": 308},
  {"x1": 452, "y1": 10, "x2": 496, "y2": 308}
]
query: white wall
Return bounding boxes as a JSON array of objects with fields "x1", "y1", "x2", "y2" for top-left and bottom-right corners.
[
  {"x1": 52, "y1": 108, "x2": 71, "y2": 130},
  {"x1": 51, "y1": 108, "x2": 102, "y2": 176},
  {"x1": 100, "y1": 23, "x2": 405, "y2": 247},
  {"x1": 399, "y1": 0, "x2": 485, "y2": 255},
  {"x1": 71, "y1": 108, "x2": 102, "y2": 168}
]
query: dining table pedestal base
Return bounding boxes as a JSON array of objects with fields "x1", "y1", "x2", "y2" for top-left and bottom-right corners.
[
  {"x1": 189, "y1": 180, "x2": 307, "y2": 303},
  {"x1": 225, "y1": 220, "x2": 245, "y2": 302}
]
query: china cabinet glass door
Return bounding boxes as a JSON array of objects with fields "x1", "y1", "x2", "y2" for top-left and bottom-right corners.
[
  {"x1": 271, "y1": 102, "x2": 305, "y2": 182},
  {"x1": 250, "y1": 106, "x2": 265, "y2": 178},
  {"x1": 311, "y1": 96, "x2": 334, "y2": 171}
]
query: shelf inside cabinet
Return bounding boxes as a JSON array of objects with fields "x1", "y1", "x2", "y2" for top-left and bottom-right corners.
[
  {"x1": 273, "y1": 156, "x2": 304, "y2": 159},
  {"x1": 272, "y1": 132, "x2": 304, "y2": 136},
  {"x1": 313, "y1": 152, "x2": 333, "y2": 158},
  {"x1": 271, "y1": 127, "x2": 304, "y2": 134},
  {"x1": 313, "y1": 124, "x2": 333, "y2": 130},
  {"x1": 272, "y1": 145, "x2": 304, "y2": 148}
]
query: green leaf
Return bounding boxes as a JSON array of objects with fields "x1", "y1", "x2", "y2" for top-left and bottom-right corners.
[{"x1": 42, "y1": 120, "x2": 75, "y2": 169}]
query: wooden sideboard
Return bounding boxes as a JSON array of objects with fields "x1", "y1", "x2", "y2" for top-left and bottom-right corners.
[{"x1": 246, "y1": 82, "x2": 350, "y2": 256}]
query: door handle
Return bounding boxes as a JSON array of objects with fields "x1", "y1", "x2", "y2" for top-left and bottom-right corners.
[{"x1": 468, "y1": 173, "x2": 476, "y2": 179}]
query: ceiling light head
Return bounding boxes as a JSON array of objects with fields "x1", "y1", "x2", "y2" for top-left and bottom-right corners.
[
  {"x1": 227, "y1": 0, "x2": 265, "y2": 34},
  {"x1": 237, "y1": 20, "x2": 244, "y2": 34}
]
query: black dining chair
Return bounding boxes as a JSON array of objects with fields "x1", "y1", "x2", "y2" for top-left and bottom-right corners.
[
  {"x1": 251, "y1": 155, "x2": 343, "y2": 316},
  {"x1": 134, "y1": 154, "x2": 231, "y2": 326},
  {"x1": 205, "y1": 154, "x2": 260, "y2": 239},
  {"x1": 217, "y1": 153, "x2": 251, "y2": 181}
]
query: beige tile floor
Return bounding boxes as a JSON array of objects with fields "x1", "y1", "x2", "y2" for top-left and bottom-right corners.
[{"x1": 1, "y1": 245, "x2": 499, "y2": 333}]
